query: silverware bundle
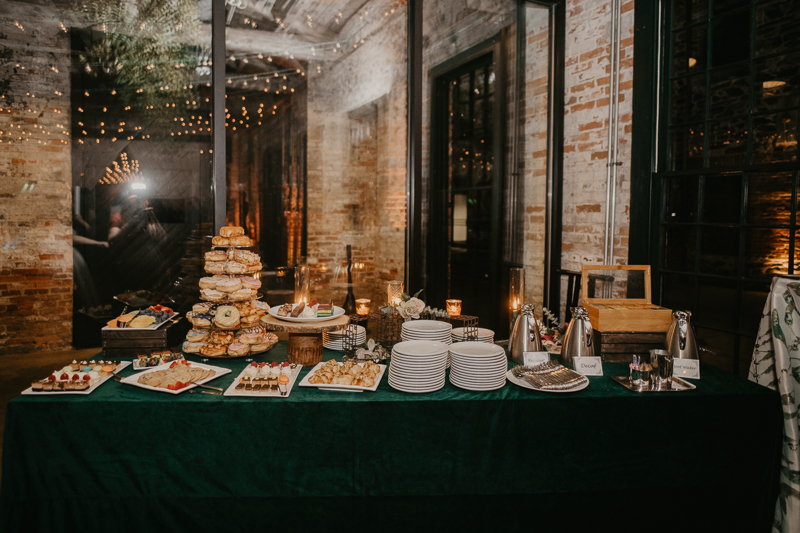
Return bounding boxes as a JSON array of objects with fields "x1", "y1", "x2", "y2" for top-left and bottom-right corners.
[{"x1": 512, "y1": 362, "x2": 588, "y2": 390}]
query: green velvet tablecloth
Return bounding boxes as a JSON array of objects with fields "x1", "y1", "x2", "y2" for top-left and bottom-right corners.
[{"x1": 1, "y1": 344, "x2": 782, "y2": 532}]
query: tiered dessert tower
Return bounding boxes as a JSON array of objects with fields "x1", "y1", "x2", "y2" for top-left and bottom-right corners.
[{"x1": 181, "y1": 225, "x2": 277, "y2": 358}]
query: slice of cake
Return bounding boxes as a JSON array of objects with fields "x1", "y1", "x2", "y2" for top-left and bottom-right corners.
[{"x1": 317, "y1": 300, "x2": 333, "y2": 317}]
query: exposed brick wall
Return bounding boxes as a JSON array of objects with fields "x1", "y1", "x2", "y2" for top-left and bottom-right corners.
[
  {"x1": 0, "y1": 2, "x2": 73, "y2": 354},
  {"x1": 560, "y1": 0, "x2": 635, "y2": 312}
]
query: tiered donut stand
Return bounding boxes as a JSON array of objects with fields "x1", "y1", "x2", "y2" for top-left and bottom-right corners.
[{"x1": 184, "y1": 229, "x2": 274, "y2": 360}]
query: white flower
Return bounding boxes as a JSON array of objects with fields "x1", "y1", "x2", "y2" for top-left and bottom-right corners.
[{"x1": 398, "y1": 297, "x2": 425, "y2": 320}]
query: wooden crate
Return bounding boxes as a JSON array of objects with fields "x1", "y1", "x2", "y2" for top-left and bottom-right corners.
[
  {"x1": 581, "y1": 264, "x2": 672, "y2": 332},
  {"x1": 592, "y1": 330, "x2": 667, "y2": 363},
  {"x1": 102, "y1": 317, "x2": 189, "y2": 359}
]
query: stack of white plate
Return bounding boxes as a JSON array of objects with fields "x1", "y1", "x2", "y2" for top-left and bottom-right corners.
[
  {"x1": 451, "y1": 327, "x2": 495, "y2": 344},
  {"x1": 448, "y1": 342, "x2": 508, "y2": 391},
  {"x1": 322, "y1": 325, "x2": 366, "y2": 351},
  {"x1": 388, "y1": 340, "x2": 449, "y2": 393},
  {"x1": 401, "y1": 320, "x2": 453, "y2": 367}
]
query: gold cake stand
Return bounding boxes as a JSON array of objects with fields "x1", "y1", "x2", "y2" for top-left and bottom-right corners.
[{"x1": 259, "y1": 314, "x2": 350, "y2": 367}]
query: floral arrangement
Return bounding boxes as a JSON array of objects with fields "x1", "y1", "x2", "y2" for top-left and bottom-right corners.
[
  {"x1": 393, "y1": 289, "x2": 426, "y2": 320},
  {"x1": 539, "y1": 307, "x2": 567, "y2": 348},
  {"x1": 347, "y1": 339, "x2": 389, "y2": 363}
]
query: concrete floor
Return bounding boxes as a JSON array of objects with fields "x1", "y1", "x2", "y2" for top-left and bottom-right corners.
[{"x1": 0, "y1": 347, "x2": 99, "y2": 487}]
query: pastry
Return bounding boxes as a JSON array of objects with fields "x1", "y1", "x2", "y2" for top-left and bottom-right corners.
[
  {"x1": 209, "y1": 330, "x2": 235, "y2": 345},
  {"x1": 229, "y1": 288, "x2": 253, "y2": 301},
  {"x1": 204, "y1": 250, "x2": 227, "y2": 262},
  {"x1": 252, "y1": 301, "x2": 270, "y2": 313},
  {"x1": 182, "y1": 341, "x2": 205, "y2": 353},
  {"x1": 201, "y1": 289, "x2": 225, "y2": 301},
  {"x1": 228, "y1": 342, "x2": 249, "y2": 356},
  {"x1": 290, "y1": 302, "x2": 305, "y2": 317},
  {"x1": 230, "y1": 236, "x2": 251, "y2": 246},
  {"x1": 238, "y1": 331, "x2": 263, "y2": 345},
  {"x1": 239, "y1": 276, "x2": 262, "y2": 290},
  {"x1": 235, "y1": 302, "x2": 257, "y2": 316},
  {"x1": 205, "y1": 262, "x2": 226, "y2": 274},
  {"x1": 211, "y1": 236, "x2": 230, "y2": 246},
  {"x1": 216, "y1": 278, "x2": 242, "y2": 293},
  {"x1": 199, "y1": 277, "x2": 218, "y2": 290},
  {"x1": 188, "y1": 312, "x2": 212, "y2": 327},
  {"x1": 234, "y1": 250, "x2": 260, "y2": 265},
  {"x1": 225, "y1": 261, "x2": 247, "y2": 274},
  {"x1": 277, "y1": 303, "x2": 293, "y2": 317},
  {"x1": 186, "y1": 328, "x2": 209, "y2": 342},
  {"x1": 219, "y1": 225, "x2": 245, "y2": 238},
  {"x1": 200, "y1": 343, "x2": 227, "y2": 357},
  {"x1": 213, "y1": 305, "x2": 240, "y2": 328},
  {"x1": 240, "y1": 313, "x2": 260, "y2": 325},
  {"x1": 246, "y1": 263, "x2": 263, "y2": 273},
  {"x1": 193, "y1": 302, "x2": 214, "y2": 314}
]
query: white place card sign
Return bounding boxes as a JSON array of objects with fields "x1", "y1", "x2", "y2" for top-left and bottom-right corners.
[
  {"x1": 523, "y1": 351, "x2": 551, "y2": 366},
  {"x1": 573, "y1": 356, "x2": 603, "y2": 376},
  {"x1": 673, "y1": 358, "x2": 700, "y2": 380}
]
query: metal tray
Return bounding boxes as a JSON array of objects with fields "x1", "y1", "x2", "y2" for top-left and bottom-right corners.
[{"x1": 611, "y1": 375, "x2": 696, "y2": 392}]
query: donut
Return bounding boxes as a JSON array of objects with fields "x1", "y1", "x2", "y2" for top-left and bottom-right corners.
[
  {"x1": 192, "y1": 302, "x2": 214, "y2": 314},
  {"x1": 250, "y1": 334, "x2": 278, "y2": 353},
  {"x1": 229, "y1": 236, "x2": 251, "y2": 247},
  {"x1": 252, "y1": 301, "x2": 270, "y2": 313},
  {"x1": 207, "y1": 304, "x2": 222, "y2": 316},
  {"x1": 186, "y1": 328, "x2": 209, "y2": 342},
  {"x1": 200, "y1": 343, "x2": 227, "y2": 357},
  {"x1": 225, "y1": 261, "x2": 247, "y2": 274},
  {"x1": 240, "y1": 313, "x2": 260, "y2": 325},
  {"x1": 210, "y1": 330, "x2": 235, "y2": 345},
  {"x1": 211, "y1": 236, "x2": 230, "y2": 246},
  {"x1": 201, "y1": 289, "x2": 224, "y2": 301},
  {"x1": 229, "y1": 288, "x2": 253, "y2": 301},
  {"x1": 227, "y1": 342, "x2": 250, "y2": 357},
  {"x1": 234, "y1": 302, "x2": 255, "y2": 316},
  {"x1": 205, "y1": 262, "x2": 226, "y2": 274},
  {"x1": 234, "y1": 250, "x2": 260, "y2": 265},
  {"x1": 205, "y1": 250, "x2": 227, "y2": 262},
  {"x1": 240, "y1": 325, "x2": 265, "y2": 335},
  {"x1": 188, "y1": 312, "x2": 212, "y2": 327},
  {"x1": 238, "y1": 276, "x2": 262, "y2": 290},
  {"x1": 213, "y1": 305, "x2": 240, "y2": 328},
  {"x1": 238, "y1": 332, "x2": 264, "y2": 345},
  {"x1": 182, "y1": 341, "x2": 205, "y2": 353},
  {"x1": 199, "y1": 277, "x2": 218, "y2": 290},
  {"x1": 216, "y1": 278, "x2": 242, "y2": 293},
  {"x1": 219, "y1": 226, "x2": 245, "y2": 238},
  {"x1": 246, "y1": 263, "x2": 262, "y2": 273}
]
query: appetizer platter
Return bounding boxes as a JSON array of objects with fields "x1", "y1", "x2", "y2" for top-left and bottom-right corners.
[
  {"x1": 269, "y1": 301, "x2": 345, "y2": 323},
  {"x1": 132, "y1": 350, "x2": 184, "y2": 370},
  {"x1": 223, "y1": 361, "x2": 303, "y2": 397},
  {"x1": 22, "y1": 360, "x2": 131, "y2": 395},
  {"x1": 299, "y1": 359, "x2": 386, "y2": 392},
  {"x1": 103, "y1": 305, "x2": 179, "y2": 331},
  {"x1": 119, "y1": 360, "x2": 230, "y2": 394}
]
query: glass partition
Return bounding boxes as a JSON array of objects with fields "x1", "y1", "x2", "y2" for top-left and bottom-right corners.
[
  {"x1": 4, "y1": 0, "x2": 216, "y2": 347},
  {"x1": 223, "y1": 0, "x2": 408, "y2": 307}
]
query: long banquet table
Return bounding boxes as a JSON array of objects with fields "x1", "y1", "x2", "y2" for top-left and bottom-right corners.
[{"x1": 1, "y1": 344, "x2": 782, "y2": 532}]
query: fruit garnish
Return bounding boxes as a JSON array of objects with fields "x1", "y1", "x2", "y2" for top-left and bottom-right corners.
[
  {"x1": 310, "y1": 299, "x2": 318, "y2": 306},
  {"x1": 60, "y1": 373, "x2": 69, "y2": 380},
  {"x1": 83, "y1": 375, "x2": 91, "y2": 381},
  {"x1": 71, "y1": 374, "x2": 80, "y2": 381},
  {"x1": 281, "y1": 362, "x2": 289, "y2": 367},
  {"x1": 170, "y1": 361, "x2": 179, "y2": 369},
  {"x1": 167, "y1": 383, "x2": 176, "y2": 390},
  {"x1": 271, "y1": 361, "x2": 278, "y2": 367},
  {"x1": 250, "y1": 361, "x2": 258, "y2": 367}
]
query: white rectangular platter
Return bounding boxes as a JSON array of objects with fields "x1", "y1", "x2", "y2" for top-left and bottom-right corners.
[
  {"x1": 101, "y1": 314, "x2": 181, "y2": 331},
  {"x1": 21, "y1": 361, "x2": 132, "y2": 396},
  {"x1": 298, "y1": 362, "x2": 387, "y2": 393},
  {"x1": 223, "y1": 363, "x2": 303, "y2": 398},
  {"x1": 119, "y1": 361, "x2": 230, "y2": 395}
]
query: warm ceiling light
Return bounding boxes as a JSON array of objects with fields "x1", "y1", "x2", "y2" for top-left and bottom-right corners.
[
  {"x1": 763, "y1": 80, "x2": 786, "y2": 89},
  {"x1": 688, "y1": 57, "x2": 697, "y2": 68}
]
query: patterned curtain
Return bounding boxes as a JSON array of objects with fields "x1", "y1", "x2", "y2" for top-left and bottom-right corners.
[{"x1": 750, "y1": 276, "x2": 800, "y2": 533}]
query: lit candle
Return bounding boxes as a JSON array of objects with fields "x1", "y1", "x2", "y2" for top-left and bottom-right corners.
[
  {"x1": 356, "y1": 298, "x2": 371, "y2": 316},
  {"x1": 446, "y1": 299, "x2": 461, "y2": 316},
  {"x1": 392, "y1": 296, "x2": 401, "y2": 307}
]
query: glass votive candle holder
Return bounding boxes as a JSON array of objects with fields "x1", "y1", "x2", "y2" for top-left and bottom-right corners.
[
  {"x1": 446, "y1": 299, "x2": 462, "y2": 316},
  {"x1": 356, "y1": 299, "x2": 371, "y2": 316}
]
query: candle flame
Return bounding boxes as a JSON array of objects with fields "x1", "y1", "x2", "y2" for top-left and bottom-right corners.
[{"x1": 512, "y1": 298, "x2": 519, "y2": 310}]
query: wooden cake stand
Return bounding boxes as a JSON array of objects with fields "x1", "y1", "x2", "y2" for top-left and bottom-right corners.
[{"x1": 260, "y1": 314, "x2": 351, "y2": 367}]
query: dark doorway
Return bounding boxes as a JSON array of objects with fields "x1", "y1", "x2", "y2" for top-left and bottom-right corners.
[{"x1": 429, "y1": 49, "x2": 504, "y2": 331}]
